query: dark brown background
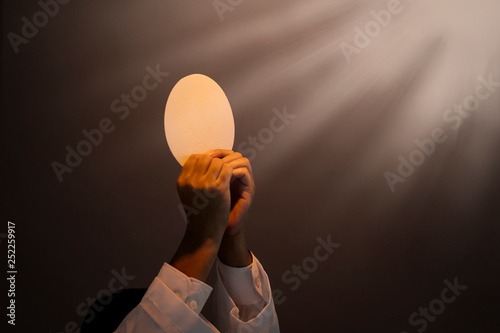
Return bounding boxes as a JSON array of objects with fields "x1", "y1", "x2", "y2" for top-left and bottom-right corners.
[{"x1": 3, "y1": 0, "x2": 499, "y2": 332}]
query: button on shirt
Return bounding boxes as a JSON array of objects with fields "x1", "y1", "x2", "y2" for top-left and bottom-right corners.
[{"x1": 115, "y1": 253, "x2": 280, "y2": 333}]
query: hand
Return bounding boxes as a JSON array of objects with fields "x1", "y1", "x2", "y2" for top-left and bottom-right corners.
[
  {"x1": 208, "y1": 150, "x2": 255, "y2": 237},
  {"x1": 209, "y1": 150, "x2": 255, "y2": 267},
  {"x1": 171, "y1": 154, "x2": 233, "y2": 281},
  {"x1": 177, "y1": 154, "x2": 233, "y2": 237}
]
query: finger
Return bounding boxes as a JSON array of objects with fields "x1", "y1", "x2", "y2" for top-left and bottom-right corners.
[
  {"x1": 220, "y1": 152, "x2": 243, "y2": 164},
  {"x1": 206, "y1": 157, "x2": 225, "y2": 179},
  {"x1": 227, "y1": 157, "x2": 253, "y2": 178},
  {"x1": 181, "y1": 154, "x2": 201, "y2": 177},
  {"x1": 232, "y1": 167, "x2": 254, "y2": 190},
  {"x1": 194, "y1": 154, "x2": 214, "y2": 176},
  {"x1": 208, "y1": 149, "x2": 234, "y2": 159},
  {"x1": 219, "y1": 163, "x2": 233, "y2": 185}
]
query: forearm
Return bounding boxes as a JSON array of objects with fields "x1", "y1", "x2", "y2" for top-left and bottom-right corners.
[
  {"x1": 170, "y1": 225, "x2": 225, "y2": 282},
  {"x1": 218, "y1": 231, "x2": 252, "y2": 267}
]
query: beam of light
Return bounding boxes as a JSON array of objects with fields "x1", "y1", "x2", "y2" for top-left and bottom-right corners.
[{"x1": 101, "y1": 0, "x2": 500, "y2": 209}]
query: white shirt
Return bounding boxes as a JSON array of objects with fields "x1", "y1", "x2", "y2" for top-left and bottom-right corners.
[{"x1": 115, "y1": 253, "x2": 280, "y2": 333}]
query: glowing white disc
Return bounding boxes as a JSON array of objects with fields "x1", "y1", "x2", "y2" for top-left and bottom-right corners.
[{"x1": 164, "y1": 74, "x2": 234, "y2": 165}]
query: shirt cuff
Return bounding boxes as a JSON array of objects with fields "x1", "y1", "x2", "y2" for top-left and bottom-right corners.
[
  {"x1": 156, "y1": 262, "x2": 213, "y2": 315},
  {"x1": 217, "y1": 253, "x2": 266, "y2": 306}
]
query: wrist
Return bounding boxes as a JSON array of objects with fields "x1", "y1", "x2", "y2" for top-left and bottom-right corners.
[
  {"x1": 185, "y1": 216, "x2": 227, "y2": 243},
  {"x1": 218, "y1": 231, "x2": 252, "y2": 267},
  {"x1": 170, "y1": 234, "x2": 221, "y2": 282}
]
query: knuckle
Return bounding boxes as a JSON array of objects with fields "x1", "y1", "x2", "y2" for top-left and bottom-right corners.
[
  {"x1": 197, "y1": 154, "x2": 211, "y2": 162},
  {"x1": 192, "y1": 178, "x2": 204, "y2": 190},
  {"x1": 177, "y1": 176, "x2": 187, "y2": 187},
  {"x1": 209, "y1": 183, "x2": 221, "y2": 194},
  {"x1": 203, "y1": 184, "x2": 217, "y2": 195},
  {"x1": 213, "y1": 158, "x2": 224, "y2": 168},
  {"x1": 216, "y1": 181, "x2": 227, "y2": 192},
  {"x1": 187, "y1": 154, "x2": 200, "y2": 162}
]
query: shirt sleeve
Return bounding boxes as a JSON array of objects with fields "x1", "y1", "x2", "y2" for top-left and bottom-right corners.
[
  {"x1": 213, "y1": 253, "x2": 280, "y2": 333},
  {"x1": 114, "y1": 263, "x2": 218, "y2": 333}
]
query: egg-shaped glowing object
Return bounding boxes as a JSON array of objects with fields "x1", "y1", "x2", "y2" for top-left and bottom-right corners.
[{"x1": 164, "y1": 74, "x2": 235, "y2": 165}]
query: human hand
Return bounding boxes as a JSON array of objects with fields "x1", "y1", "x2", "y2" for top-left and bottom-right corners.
[
  {"x1": 171, "y1": 154, "x2": 233, "y2": 281},
  {"x1": 177, "y1": 154, "x2": 233, "y2": 239},
  {"x1": 208, "y1": 150, "x2": 255, "y2": 237}
]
